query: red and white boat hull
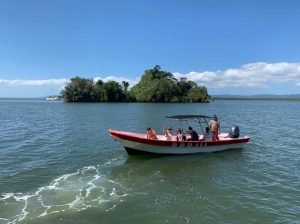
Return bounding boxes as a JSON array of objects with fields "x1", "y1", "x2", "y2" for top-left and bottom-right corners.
[{"x1": 109, "y1": 129, "x2": 250, "y2": 155}]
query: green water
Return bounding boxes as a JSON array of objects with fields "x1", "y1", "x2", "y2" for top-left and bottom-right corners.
[{"x1": 0, "y1": 99, "x2": 299, "y2": 223}]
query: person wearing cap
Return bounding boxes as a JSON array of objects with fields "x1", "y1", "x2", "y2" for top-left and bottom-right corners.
[
  {"x1": 146, "y1": 127, "x2": 157, "y2": 140},
  {"x1": 209, "y1": 115, "x2": 220, "y2": 140},
  {"x1": 165, "y1": 127, "x2": 173, "y2": 140}
]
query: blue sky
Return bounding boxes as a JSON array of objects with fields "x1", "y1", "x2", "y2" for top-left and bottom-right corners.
[{"x1": 1, "y1": 0, "x2": 300, "y2": 97}]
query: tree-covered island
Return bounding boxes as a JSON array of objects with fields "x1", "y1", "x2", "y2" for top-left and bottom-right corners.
[{"x1": 62, "y1": 65, "x2": 211, "y2": 103}]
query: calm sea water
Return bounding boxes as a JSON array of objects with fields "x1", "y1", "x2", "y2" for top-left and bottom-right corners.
[{"x1": 0, "y1": 99, "x2": 299, "y2": 224}]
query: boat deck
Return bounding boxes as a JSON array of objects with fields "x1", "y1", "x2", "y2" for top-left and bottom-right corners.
[
  {"x1": 112, "y1": 130, "x2": 237, "y2": 142},
  {"x1": 155, "y1": 132, "x2": 230, "y2": 141}
]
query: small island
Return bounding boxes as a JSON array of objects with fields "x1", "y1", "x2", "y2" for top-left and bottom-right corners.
[{"x1": 62, "y1": 65, "x2": 211, "y2": 103}]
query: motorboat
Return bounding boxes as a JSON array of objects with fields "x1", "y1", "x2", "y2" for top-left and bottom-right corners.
[
  {"x1": 46, "y1": 96, "x2": 61, "y2": 101},
  {"x1": 109, "y1": 115, "x2": 250, "y2": 155}
]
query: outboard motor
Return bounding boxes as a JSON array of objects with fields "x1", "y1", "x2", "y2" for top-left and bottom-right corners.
[{"x1": 229, "y1": 125, "x2": 240, "y2": 138}]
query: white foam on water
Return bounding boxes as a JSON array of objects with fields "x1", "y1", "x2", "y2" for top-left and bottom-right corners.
[
  {"x1": 68, "y1": 193, "x2": 85, "y2": 210},
  {"x1": 110, "y1": 188, "x2": 116, "y2": 197},
  {"x1": 104, "y1": 155, "x2": 125, "y2": 166},
  {"x1": 107, "y1": 179, "x2": 124, "y2": 187},
  {"x1": 0, "y1": 162, "x2": 130, "y2": 223},
  {"x1": 104, "y1": 161, "x2": 112, "y2": 165},
  {"x1": 0, "y1": 193, "x2": 14, "y2": 200},
  {"x1": 185, "y1": 217, "x2": 190, "y2": 224},
  {"x1": 38, "y1": 209, "x2": 50, "y2": 217},
  {"x1": 105, "y1": 204, "x2": 116, "y2": 212},
  {"x1": 0, "y1": 193, "x2": 35, "y2": 223}
]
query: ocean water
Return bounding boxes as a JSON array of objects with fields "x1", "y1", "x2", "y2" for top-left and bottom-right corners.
[{"x1": 0, "y1": 99, "x2": 299, "y2": 223}]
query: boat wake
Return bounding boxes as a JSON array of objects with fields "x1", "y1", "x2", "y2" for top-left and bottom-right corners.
[{"x1": 0, "y1": 158, "x2": 129, "y2": 224}]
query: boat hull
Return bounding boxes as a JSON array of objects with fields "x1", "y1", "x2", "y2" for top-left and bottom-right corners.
[{"x1": 109, "y1": 129, "x2": 250, "y2": 155}]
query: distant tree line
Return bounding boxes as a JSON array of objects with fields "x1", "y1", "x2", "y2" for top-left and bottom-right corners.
[{"x1": 61, "y1": 65, "x2": 211, "y2": 103}]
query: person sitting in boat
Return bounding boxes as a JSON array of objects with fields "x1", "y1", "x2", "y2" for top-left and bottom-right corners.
[
  {"x1": 176, "y1": 128, "x2": 186, "y2": 141},
  {"x1": 209, "y1": 114, "x2": 220, "y2": 140},
  {"x1": 146, "y1": 127, "x2": 157, "y2": 140},
  {"x1": 200, "y1": 127, "x2": 212, "y2": 141},
  {"x1": 187, "y1": 126, "x2": 199, "y2": 141},
  {"x1": 165, "y1": 127, "x2": 173, "y2": 140}
]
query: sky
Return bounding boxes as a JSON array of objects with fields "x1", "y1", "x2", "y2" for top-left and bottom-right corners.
[{"x1": 1, "y1": 0, "x2": 300, "y2": 97}]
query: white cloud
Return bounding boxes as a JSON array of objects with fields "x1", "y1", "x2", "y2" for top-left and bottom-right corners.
[
  {"x1": 0, "y1": 76, "x2": 140, "y2": 88},
  {"x1": 0, "y1": 62, "x2": 300, "y2": 97},
  {"x1": 1, "y1": 62, "x2": 300, "y2": 92},
  {"x1": 93, "y1": 76, "x2": 140, "y2": 87},
  {"x1": 0, "y1": 79, "x2": 69, "y2": 86},
  {"x1": 173, "y1": 62, "x2": 300, "y2": 88}
]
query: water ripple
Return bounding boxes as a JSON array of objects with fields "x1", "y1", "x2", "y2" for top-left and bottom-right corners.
[{"x1": 1, "y1": 100, "x2": 300, "y2": 223}]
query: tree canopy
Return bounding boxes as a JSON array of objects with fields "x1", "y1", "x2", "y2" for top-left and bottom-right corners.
[
  {"x1": 62, "y1": 66, "x2": 211, "y2": 103},
  {"x1": 62, "y1": 77, "x2": 129, "y2": 102},
  {"x1": 130, "y1": 65, "x2": 210, "y2": 102}
]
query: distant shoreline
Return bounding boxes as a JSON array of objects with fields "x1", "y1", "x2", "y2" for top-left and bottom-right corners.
[
  {"x1": 1, "y1": 97, "x2": 300, "y2": 102},
  {"x1": 213, "y1": 97, "x2": 300, "y2": 101}
]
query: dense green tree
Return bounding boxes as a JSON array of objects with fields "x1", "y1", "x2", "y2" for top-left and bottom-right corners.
[
  {"x1": 92, "y1": 79, "x2": 105, "y2": 101},
  {"x1": 62, "y1": 76, "x2": 95, "y2": 102},
  {"x1": 62, "y1": 77, "x2": 128, "y2": 102},
  {"x1": 131, "y1": 66, "x2": 210, "y2": 103},
  {"x1": 102, "y1": 81, "x2": 126, "y2": 102},
  {"x1": 187, "y1": 86, "x2": 210, "y2": 102},
  {"x1": 131, "y1": 66, "x2": 179, "y2": 102},
  {"x1": 122, "y1": 81, "x2": 129, "y2": 92},
  {"x1": 62, "y1": 66, "x2": 211, "y2": 103}
]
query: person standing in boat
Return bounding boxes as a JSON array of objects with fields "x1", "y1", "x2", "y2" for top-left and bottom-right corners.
[
  {"x1": 209, "y1": 115, "x2": 220, "y2": 140},
  {"x1": 146, "y1": 127, "x2": 157, "y2": 140},
  {"x1": 187, "y1": 126, "x2": 199, "y2": 141}
]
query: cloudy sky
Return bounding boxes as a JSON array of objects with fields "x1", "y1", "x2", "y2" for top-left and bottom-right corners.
[{"x1": 1, "y1": 0, "x2": 300, "y2": 97}]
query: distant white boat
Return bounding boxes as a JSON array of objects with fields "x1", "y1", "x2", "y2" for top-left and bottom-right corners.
[
  {"x1": 46, "y1": 80, "x2": 62, "y2": 101},
  {"x1": 46, "y1": 96, "x2": 61, "y2": 101}
]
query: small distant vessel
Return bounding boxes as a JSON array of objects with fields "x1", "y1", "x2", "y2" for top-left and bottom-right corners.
[
  {"x1": 46, "y1": 81, "x2": 62, "y2": 101},
  {"x1": 109, "y1": 115, "x2": 251, "y2": 155},
  {"x1": 46, "y1": 96, "x2": 61, "y2": 101}
]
